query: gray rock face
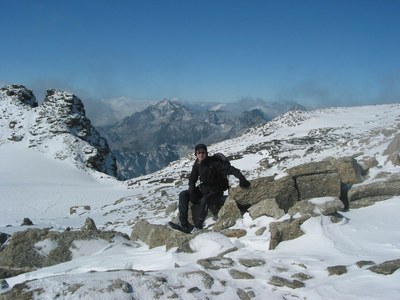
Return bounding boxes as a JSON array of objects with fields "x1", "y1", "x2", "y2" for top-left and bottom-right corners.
[
  {"x1": 368, "y1": 258, "x2": 400, "y2": 275},
  {"x1": 0, "y1": 84, "x2": 38, "y2": 107},
  {"x1": 0, "y1": 85, "x2": 117, "y2": 177}
]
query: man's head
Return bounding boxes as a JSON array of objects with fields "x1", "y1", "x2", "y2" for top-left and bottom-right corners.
[{"x1": 194, "y1": 144, "x2": 207, "y2": 162}]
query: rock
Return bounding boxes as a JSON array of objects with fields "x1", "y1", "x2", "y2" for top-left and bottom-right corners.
[
  {"x1": 197, "y1": 256, "x2": 235, "y2": 270},
  {"x1": 213, "y1": 196, "x2": 242, "y2": 230},
  {"x1": 229, "y1": 269, "x2": 254, "y2": 279},
  {"x1": 269, "y1": 218, "x2": 307, "y2": 250},
  {"x1": 288, "y1": 197, "x2": 344, "y2": 218},
  {"x1": 0, "y1": 233, "x2": 10, "y2": 247},
  {"x1": 0, "y1": 228, "x2": 130, "y2": 278},
  {"x1": 220, "y1": 229, "x2": 247, "y2": 238},
  {"x1": 248, "y1": 198, "x2": 285, "y2": 219},
  {"x1": 237, "y1": 288, "x2": 252, "y2": 300},
  {"x1": 288, "y1": 161, "x2": 341, "y2": 200},
  {"x1": 384, "y1": 133, "x2": 400, "y2": 166},
  {"x1": 21, "y1": 218, "x2": 33, "y2": 226},
  {"x1": 327, "y1": 265, "x2": 348, "y2": 275},
  {"x1": 229, "y1": 176, "x2": 298, "y2": 212},
  {"x1": 325, "y1": 156, "x2": 363, "y2": 184},
  {"x1": 0, "y1": 278, "x2": 9, "y2": 290},
  {"x1": 239, "y1": 258, "x2": 266, "y2": 268},
  {"x1": 368, "y1": 258, "x2": 400, "y2": 275},
  {"x1": 183, "y1": 270, "x2": 214, "y2": 289},
  {"x1": 268, "y1": 275, "x2": 305, "y2": 289},
  {"x1": 130, "y1": 219, "x2": 192, "y2": 251},
  {"x1": 292, "y1": 272, "x2": 313, "y2": 280},
  {"x1": 81, "y1": 217, "x2": 97, "y2": 231},
  {"x1": 0, "y1": 84, "x2": 37, "y2": 107},
  {"x1": 255, "y1": 227, "x2": 267, "y2": 236},
  {"x1": 347, "y1": 173, "x2": 400, "y2": 208},
  {"x1": 356, "y1": 260, "x2": 375, "y2": 268}
]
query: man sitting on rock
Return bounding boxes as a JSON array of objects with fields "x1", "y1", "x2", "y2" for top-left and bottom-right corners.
[{"x1": 177, "y1": 144, "x2": 250, "y2": 233}]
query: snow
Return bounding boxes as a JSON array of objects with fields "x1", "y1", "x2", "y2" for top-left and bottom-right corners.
[{"x1": 1, "y1": 103, "x2": 400, "y2": 298}]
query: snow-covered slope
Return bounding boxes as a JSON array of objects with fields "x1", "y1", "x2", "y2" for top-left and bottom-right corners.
[{"x1": 1, "y1": 102, "x2": 400, "y2": 299}]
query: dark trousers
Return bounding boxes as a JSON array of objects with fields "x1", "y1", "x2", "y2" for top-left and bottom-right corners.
[{"x1": 179, "y1": 189, "x2": 223, "y2": 228}]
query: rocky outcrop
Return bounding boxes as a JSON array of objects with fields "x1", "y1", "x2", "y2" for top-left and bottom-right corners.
[
  {"x1": 0, "y1": 84, "x2": 117, "y2": 177},
  {"x1": 132, "y1": 155, "x2": 399, "y2": 251},
  {"x1": 348, "y1": 173, "x2": 400, "y2": 208},
  {"x1": 0, "y1": 84, "x2": 38, "y2": 107},
  {"x1": 0, "y1": 225, "x2": 131, "y2": 279}
]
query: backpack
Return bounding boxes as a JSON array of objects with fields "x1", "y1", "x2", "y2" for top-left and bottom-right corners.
[{"x1": 211, "y1": 153, "x2": 231, "y2": 191}]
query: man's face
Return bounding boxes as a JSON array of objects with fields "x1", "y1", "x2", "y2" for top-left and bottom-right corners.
[{"x1": 196, "y1": 149, "x2": 207, "y2": 162}]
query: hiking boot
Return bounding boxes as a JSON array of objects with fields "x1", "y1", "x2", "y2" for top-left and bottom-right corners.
[{"x1": 181, "y1": 223, "x2": 194, "y2": 234}]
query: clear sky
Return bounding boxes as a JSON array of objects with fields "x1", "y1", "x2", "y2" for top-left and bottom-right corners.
[{"x1": 1, "y1": 0, "x2": 399, "y2": 124}]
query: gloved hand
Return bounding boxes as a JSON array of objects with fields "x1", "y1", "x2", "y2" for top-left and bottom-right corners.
[{"x1": 239, "y1": 178, "x2": 251, "y2": 188}]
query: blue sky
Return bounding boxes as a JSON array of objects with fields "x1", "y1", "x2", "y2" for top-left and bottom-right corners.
[{"x1": 1, "y1": 0, "x2": 399, "y2": 124}]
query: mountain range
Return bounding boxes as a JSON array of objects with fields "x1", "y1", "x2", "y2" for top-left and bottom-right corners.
[
  {"x1": 99, "y1": 99, "x2": 275, "y2": 179},
  {"x1": 1, "y1": 83, "x2": 399, "y2": 299}
]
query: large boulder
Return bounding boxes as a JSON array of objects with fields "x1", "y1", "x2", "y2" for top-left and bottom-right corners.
[
  {"x1": 229, "y1": 176, "x2": 297, "y2": 212},
  {"x1": 325, "y1": 156, "x2": 363, "y2": 184},
  {"x1": 130, "y1": 219, "x2": 194, "y2": 252},
  {"x1": 287, "y1": 161, "x2": 341, "y2": 200},
  {"x1": 213, "y1": 196, "x2": 242, "y2": 231},
  {"x1": 347, "y1": 173, "x2": 400, "y2": 208},
  {"x1": 268, "y1": 218, "x2": 308, "y2": 250}
]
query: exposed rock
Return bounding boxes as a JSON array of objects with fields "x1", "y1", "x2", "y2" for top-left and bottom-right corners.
[
  {"x1": 368, "y1": 258, "x2": 400, "y2": 275},
  {"x1": 130, "y1": 219, "x2": 195, "y2": 252},
  {"x1": 37, "y1": 89, "x2": 117, "y2": 176},
  {"x1": 292, "y1": 272, "x2": 313, "y2": 281},
  {"x1": 327, "y1": 265, "x2": 348, "y2": 276},
  {"x1": 237, "y1": 288, "x2": 252, "y2": 300},
  {"x1": 183, "y1": 270, "x2": 214, "y2": 289},
  {"x1": 229, "y1": 269, "x2": 254, "y2": 279},
  {"x1": 239, "y1": 258, "x2": 266, "y2": 268},
  {"x1": 347, "y1": 173, "x2": 400, "y2": 208},
  {"x1": 269, "y1": 218, "x2": 307, "y2": 250},
  {"x1": 248, "y1": 198, "x2": 285, "y2": 219},
  {"x1": 268, "y1": 275, "x2": 305, "y2": 289},
  {"x1": 0, "y1": 84, "x2": 37, "y2": 107},
  {"x1": 229, "y1": 176, "x2": 297, "y2": 212},
  {"x1": 288, "y1": 197, "x2": 344, "y2": 218},
  {"x1": 0, "y1": 228, "x2": 130, "y2": 279},
  {"x1": 21, "y1": 218, "x2": 33, "y2": 226},
  {"x1": 255, "y1": 227, "x2": 267, "y2": 236},
  {"x1": 325, "y1": 156, "x2": 363, "y2": 184},
  {"x1": 81, "y1": 217, "x2": 97, "y2": 231},
  {"x1": 384, "y1": 133, "x2": 400, "y2": 166},
  {"x1": 197, "y1": 256, "x2": 235, "y2": 270},
  {"x1": 356, "y1": 260, "x2": 375, "y2": 268},
  {"x1": 0, "y1": 278, "x2": 9, "y2": 290},
  {"x1": 288, "y1": 161, "x2": 341, "y2": 200},
  {"x1": 220, "y1": 228, "x2": 247, "y2": 238},
  {"x1": 213, "y1": 196, "x2": 242, "y2": 230},
  {"x1": 0, "y1": 233, "x2": 11, "y2": 247}
]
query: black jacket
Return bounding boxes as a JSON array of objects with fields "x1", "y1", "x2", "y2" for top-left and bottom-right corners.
[{"x1": 188, "y1": 155, "x2": 245, "y2": 194}]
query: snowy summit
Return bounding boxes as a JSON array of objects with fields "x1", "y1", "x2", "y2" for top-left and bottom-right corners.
[{"x1": 0, "y1": 85, "x2": 399, "y2": 299}]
